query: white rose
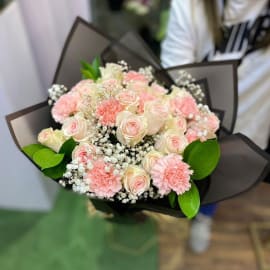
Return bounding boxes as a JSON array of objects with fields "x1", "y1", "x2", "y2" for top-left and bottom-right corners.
[
  {"x1": 167, "y1": 86, "x2": 190, "y2": 99},
  {"x1": 142, "y1": 150, "x2": 163, "y2": 173},
  {"x1": 38, "y1": 128, "x2": 66, "y2": 153},
  {"x1": 116, "y1": 111, "x2": 148, "y2": 146},
  {"x1": 116, "y1": 90, "x2": 139, "y2": 112},
  {"x1": 155, "y1": 130, "x2": 188, "y2": 154},
  {"x1": 62, "y1": 114, "x2": 89, "y2": 142},
  {"x1": 100, "y1": 63, "x2": 123, "y2": 82},
  {"x1": 123, "y1": 165, "x2": 150, "y2": 196},
  {"x1": 164, "y1": 116, "x2": 187, "y2": 133},
  {"x1": 144, "y1": 100, "x2": 170, "y2": 135}
]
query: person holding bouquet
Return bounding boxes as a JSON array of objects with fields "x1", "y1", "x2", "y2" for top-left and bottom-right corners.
[{"x1": 161, "y1": 0, "x2": 270, "y2": 253}]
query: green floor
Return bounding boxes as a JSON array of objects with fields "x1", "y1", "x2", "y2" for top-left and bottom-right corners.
[{"x1": 0, "y1": 190, "x2": 158, "y2": 270}]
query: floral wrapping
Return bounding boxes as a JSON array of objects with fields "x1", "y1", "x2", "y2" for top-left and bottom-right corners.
[{"x1": 6, "y1": 18, "x2": 270, "y2": 218}]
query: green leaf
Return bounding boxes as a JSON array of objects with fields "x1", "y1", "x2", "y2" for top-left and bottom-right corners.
[
  {"x1": 156, "y1": 9, "x2": 170, "y2": 41},
  {"x1": 81, "y1": 68, "x2": 94, "y2": 80},
  {"x1": 168, "y1": 192, "x2": 177, "y2": 208},
  {"x1": 80, "y1": 58, "x2": 101, "y2": 81},
  {"x1": 92, "y1": 56, "x2": 101, "y2": 78},
  {"x1": 178, "y1": 182, "x2": 200, "y2": 219},
  {"x1": 80, "y1": 60, "x2": 92, "y2": 70},
  {"x1": 59, "y1": 138, "x2": 77, "y2": 159},
  {"x1": 43, "y1": 161, "x2": 67, "y2": 180},
  {"x1": 183, "y1": 140, "x2": 201, "y2": 162},
  {"x1": 22, "y1": 144, "x2": 45, "y2": 159},
  {"x1": 33, "y1": 148, "x2": 65, "y2": 170},
  {"x1": 184, "y1": 139, "x2": 220, "y2": 180},
  {"x1": 88, "y1": 65, "x2": 97, "y2": 77}
]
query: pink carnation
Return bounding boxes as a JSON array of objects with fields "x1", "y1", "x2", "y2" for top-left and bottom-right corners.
[
  {"x1": 96, "y1": 98, "x2": 124, "y2": 126},
  {"x1": 170, "y1": 95, "x2": 199, "y2": 119},
  {"x1": 151, "y1": 154, "x2": 192, "y2": 195},
  {"x1": 52, "y1": 92, "x2": 80, "y2": 123},
  {"x1": 85, "y1": 159, "x2": 122, "y2": 198}
]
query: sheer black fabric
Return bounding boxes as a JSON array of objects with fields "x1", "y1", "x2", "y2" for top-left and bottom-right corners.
[
  {"x1": 101, "y1": 40, "x2": 174, "y2": 88},
  {"x1": 6, "y1": 17, "x2": 270, "y2": 218},
  {"x1": 167, "y1": 62, "x2": 238, "y2": 134}
]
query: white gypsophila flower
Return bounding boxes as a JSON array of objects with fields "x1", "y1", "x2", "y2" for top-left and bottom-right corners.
[
  {"x1": 48, "y1": 84, "x2": 68, "y2": 105},
  {"x1": 138, "y1": 66, "x2": 154, "y2": 81}
]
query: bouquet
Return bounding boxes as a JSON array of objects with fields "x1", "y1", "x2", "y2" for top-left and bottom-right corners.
[
  {"x1": 21, "y1": 58, "x2": 220, "y2": 219},
  {"x1": 6, "y1": 18, "x2": 270, "y2": 219}
]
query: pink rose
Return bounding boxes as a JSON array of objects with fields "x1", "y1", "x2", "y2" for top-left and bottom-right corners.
[
  {"x1": 116, "y1": 90, "x2": 139, "y2": 112},
  {"x1": 150, "y1": 82, "x2": 168, "y2": 96},
  {"x1": 170, "y1": 95, "x2": 199, "y2": 119},
  {"x1": 155, "y1": 130, "x2": 188, "y2": 154},
  {"x1": 124, "y1": 71, "x2": 148, "y2": 84},
  {"x1": 186, "y1": 111, "x2": 220, "y2": 143},
  {"x1": 126, "y1": 80, "x2": 149, "y2": 94},
  {"x1": 185, "y1": 127, "x2": 200, "y2": 143},
  {"x1": 201, "y1": 112, "x2": 220, "y2": 133},
  {"x1": 137, "y1": 91, "x2": 156, "y2": 113},
  {"x1": 142, "y1": 150, "x2": 163, "y2": 173},
  {"x1": 85, "y1": 159, "x2": 122, "y2": 198},
  {"x1": 151, "y1": 154, "x2": 192, "y2": 195},
  {"x1": 72, "y1": 143, "x2": 96, "y2": 166},
  {"x1": 38, "y1": 128, "x2": 66, "y2": 152},
  {"x1": 185, "y1": 126, "x2": 216, "y2": 143},
  {"x1": 123, "y1": 165, "x2": 150, "y2": 196},
  {"x1": 96, "y1": 98, "x2": 124, "y2": 126},
  {"x1": 116, "y1": 111, "x2": 148, "y2": 146},
  {"x1": 52, "y1": 92, "x2": 80, "y2": 123},
  {"x1": 70, "y1": 79, "x2": 94, "y2": 96},
  {"x1": 144, "y1": 100, "x2": 170, "y2": 135},
  {"x1": 62, "y1": 114, "x2": 89, "y2": 142}
]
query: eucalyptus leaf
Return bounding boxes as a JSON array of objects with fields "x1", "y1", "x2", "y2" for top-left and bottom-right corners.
[
  {"x1": 178, "y1": 182, "x2": 200, "y2": 219},
  {"x1": 168, "y1": 192, "x2": 177, "y2": 208},
  {"x1": 43, "y1": 161, "x2": 67, "y2": 180},
  {"x1": 33, "y1": 148, "x2": 65, "y2": 170},
  {"x1": 185, "y1": 139, "x2": 220, "y2": 180},
  {"x1": 22, "y1": 144, "x2": 45, "y2": 159}
]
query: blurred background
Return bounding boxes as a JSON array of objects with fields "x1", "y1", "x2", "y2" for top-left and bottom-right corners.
[{"x1": 0, "y1": 1, "x2": 270, "y2": 269}]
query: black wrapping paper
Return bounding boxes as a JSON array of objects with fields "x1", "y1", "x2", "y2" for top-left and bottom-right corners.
[{"x1": 6, "y1": 17, "x2": 270, "y2": 217}]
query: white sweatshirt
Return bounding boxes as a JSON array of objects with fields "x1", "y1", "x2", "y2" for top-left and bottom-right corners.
[{"x1": 161, "y1": 0, "x2": 270, "y2": 148}]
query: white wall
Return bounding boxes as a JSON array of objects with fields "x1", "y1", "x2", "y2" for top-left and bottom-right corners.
[{"x1": 0, "y1": 0, "x2": 91, "y2": 211}]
